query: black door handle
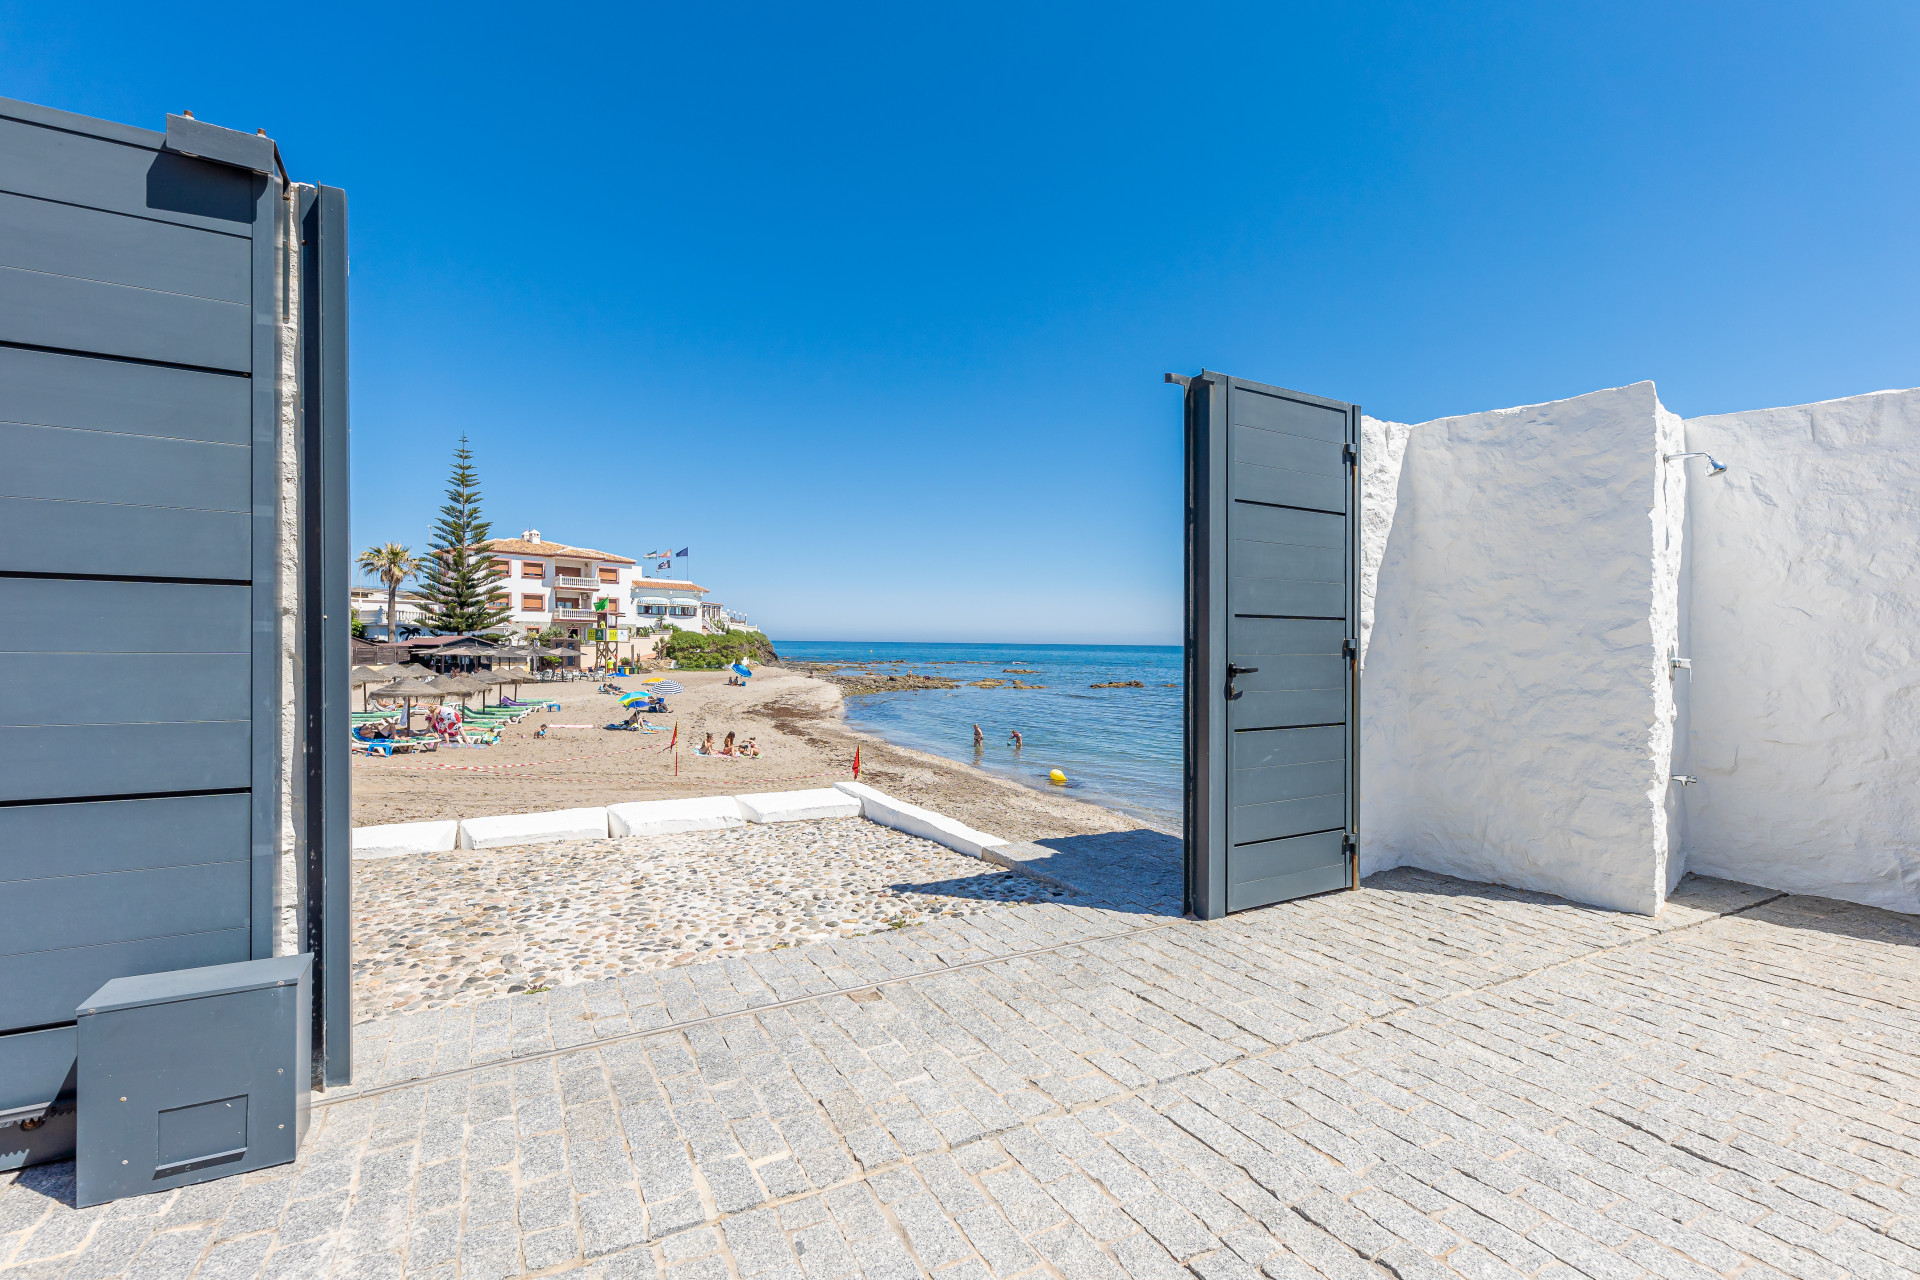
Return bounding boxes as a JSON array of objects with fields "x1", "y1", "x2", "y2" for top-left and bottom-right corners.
[{"x1": 1226, "y1": 664, "x2": 1259, "y2": 700}]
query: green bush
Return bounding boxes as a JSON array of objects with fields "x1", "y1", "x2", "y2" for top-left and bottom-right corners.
[{"x1": 661, "y1": 628, "x2": 779, "y2": 669}]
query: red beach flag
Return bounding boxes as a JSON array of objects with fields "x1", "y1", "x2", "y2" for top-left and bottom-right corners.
[{"x1": 853, "y1": 745, "x2": 860, "y2": 779}]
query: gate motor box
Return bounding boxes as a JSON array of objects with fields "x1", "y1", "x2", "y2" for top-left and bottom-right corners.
[{"x1": 75, "y1": 955, "x2": 311, "y2": 1207}]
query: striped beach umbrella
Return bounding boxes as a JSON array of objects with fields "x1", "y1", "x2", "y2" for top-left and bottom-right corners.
[{"x1": 646, "y1": 679, "x2": 685, "y2": 695}]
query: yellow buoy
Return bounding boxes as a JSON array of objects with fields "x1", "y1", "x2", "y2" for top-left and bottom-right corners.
[{"x1": 1049, "y1": 769, "x2": 1067, "y2": 785}]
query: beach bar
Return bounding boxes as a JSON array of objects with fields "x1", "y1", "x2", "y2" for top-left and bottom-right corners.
[{"x1": 0, "y1": 94, "x2": 351, "y2": 1197}]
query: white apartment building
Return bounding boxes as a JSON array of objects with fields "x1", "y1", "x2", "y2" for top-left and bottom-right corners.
[
  {"x1": 348, "y1": 586, "x2": 427, "y2": 639},
  {"x1": 629, "y1": 576, "x2": 710, "y2": 627},
  {"x1": 699, "y1": 601, "x2": 759, "y2": 633},
  {"x1": 483, "y1": 531, "x2": 639, "y2": 637},
  {"x1": 480, "y1": 532, "x2": 744, "y2": 663}
]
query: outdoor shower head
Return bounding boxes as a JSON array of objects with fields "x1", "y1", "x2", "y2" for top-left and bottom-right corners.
[{"x1": 1664, "y1": 451, "x2": 1729, "y2": 476}]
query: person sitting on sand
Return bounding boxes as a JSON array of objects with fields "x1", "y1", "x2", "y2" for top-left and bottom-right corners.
[
  {"x1": 722, "y1": 731, "x2": 737, "y2": 757},
  {"x1": 534, "y1": 723, "x2": 549, "y2": 739},
  {"x1": 742, "y1": 737, "x2": 761, "y2": 758},
  {"x1": 698, "y1": 732, "x2": 716, "y2": 756}
]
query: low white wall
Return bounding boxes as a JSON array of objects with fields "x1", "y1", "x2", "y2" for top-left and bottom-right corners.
[
  {"x1": 459, "y1": 807, "x2": 610, "y2": 850},
  {"x1": 352, "y1": 819, "x2": 460, "y2": 860},
  {"x1": 736, "y1": 788, "x2": 861, "y2": 823},
  {"x1": 1680, "y1": 389, "x2": 1920, "y2": 912},
  {"x1": 1359, "y1": 383, "x2": 1684, "y2": 914},
  {"x1": 606, "y1": 797, "x2": 747, "y2": 837},
  {"x1": 835, "y1": 782, "x2": 1006, "y2": 858}
]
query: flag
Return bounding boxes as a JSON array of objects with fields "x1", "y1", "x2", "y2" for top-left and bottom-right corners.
[
  {"x1": 675, "y1": 548, "x2": 689, "y2": 557},
  {"x1": 852, "y1": 745, "x2": 860, "y2": 779}
]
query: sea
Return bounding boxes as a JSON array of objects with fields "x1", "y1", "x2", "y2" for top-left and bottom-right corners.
[{"x1": 771, "y1": 641, "x2": 1183, "y2": 831}]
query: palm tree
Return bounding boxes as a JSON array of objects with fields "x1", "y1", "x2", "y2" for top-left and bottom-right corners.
[{"x1": 358, "y1": 543, "x2": 423, "y2": 641}]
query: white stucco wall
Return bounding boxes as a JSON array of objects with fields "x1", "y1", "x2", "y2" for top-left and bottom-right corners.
[
  {"x1": 277, "y1": 184, "x2": 303, "y2": 953},
  {"x1": 1680, "y1": 388, "x2": 1920, "y2": 913},
  {"x1": 1358, "y1": 384, "x2": 1683, "y2": 913},
  {"x1": 1357, "y1": 414, "x2": 1414, "y2": 878}
]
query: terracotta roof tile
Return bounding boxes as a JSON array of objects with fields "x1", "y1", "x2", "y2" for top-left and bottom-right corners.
[{"x1": 482, "y1": 538, "x2": 637, "y2": 565}]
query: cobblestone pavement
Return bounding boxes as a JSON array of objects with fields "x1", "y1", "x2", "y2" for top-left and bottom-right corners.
[
  {"x1": 352, "y1": 821, "x2": 1076, "y2": 1021},
  {"x1": 5, "y1": 863, "x2": 1919, "y2": 1280}
]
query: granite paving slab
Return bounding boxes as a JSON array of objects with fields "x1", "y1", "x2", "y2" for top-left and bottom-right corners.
[{"x1": 5, "y1": 869, "x2": 1915, "y2": 1280}]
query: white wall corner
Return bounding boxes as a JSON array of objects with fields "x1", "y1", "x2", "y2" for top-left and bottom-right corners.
[
  {"x1": 1358, "y1": 414, "x2": 1415, "y2": 877},
  {"x1": 1649, "y1": 400, "x2": 1688, "y2": 904},
  {"x1": 1375, "y1": 382, "x2": 1672, "y2": 914}
]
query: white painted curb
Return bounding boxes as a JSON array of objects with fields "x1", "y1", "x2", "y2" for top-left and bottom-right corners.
[
  {"x1": 459, "y1": 807, "x2": 610, "y2": 850},
  {"x1": 351, "y1": 819, "x2": 460, "y2": 860},
  {"x1": 834, "y1": 781, "x2": 1006, "y2": 858},
  {"x1": 736, "y1": 788, "x2": 863, "y2": 824},
  {"x1": 607, "y1": 796, "x2": 748, "y2": 837}
]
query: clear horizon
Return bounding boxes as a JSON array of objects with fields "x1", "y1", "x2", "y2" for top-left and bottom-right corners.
[
  {"x1": 770, "y1": 639, "x2": 1179, "y2": 649},
  {"x1": 9, "y1": 2, "x2": 1917, "y2": 645}
]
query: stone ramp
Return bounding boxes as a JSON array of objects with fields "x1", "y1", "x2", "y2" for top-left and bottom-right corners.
[{"x1": 5, "y1": 870, "x2": 1916, "y2": 1280}]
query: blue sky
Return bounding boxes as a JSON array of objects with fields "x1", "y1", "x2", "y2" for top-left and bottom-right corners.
[{"x1": 6, "y1": 3, "x2": 1916, "y2": 644}]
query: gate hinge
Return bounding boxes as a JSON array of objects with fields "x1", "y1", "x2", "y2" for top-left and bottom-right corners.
[
  {"x1": 1343, "y1": 442, "x2": 1358, "y2": 468},
  {"x1": 1342, "y1": 832, "x2": 1357, "y2": 854},
  {"x1": 1342, "y1": 637, "x2": 1357, "y2": 661}
]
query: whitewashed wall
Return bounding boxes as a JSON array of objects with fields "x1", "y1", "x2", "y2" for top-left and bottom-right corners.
[
  {"x1": 1359, "y1": 384, "x2": 1686, "y2": 913},
  {"x1": 1680, "y1": 389, "x2": 1920, "y2": 913},
  {"x1": 1357, "y1": 380, "x2": 1920, "y2": 917},
  {"x1": 1357, "y1": 413, "x2": 1414, "y2": 881}
]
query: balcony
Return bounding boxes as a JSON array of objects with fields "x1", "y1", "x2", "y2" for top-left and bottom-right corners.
[{"x1": 553, "y1": 575, "x2": 599, "y2": 588}]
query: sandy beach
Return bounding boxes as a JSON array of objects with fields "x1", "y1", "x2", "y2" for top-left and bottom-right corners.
[{"x1": 351, "y1": 664, "x2": 1152, "y2": 844}]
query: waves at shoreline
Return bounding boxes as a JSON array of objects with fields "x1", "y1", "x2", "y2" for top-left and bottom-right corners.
[{"x1": 775, "y1": 640, "x2": 1182, "y2": 830}]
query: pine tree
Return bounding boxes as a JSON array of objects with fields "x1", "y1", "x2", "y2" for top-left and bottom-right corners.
[{"x1": 415, "y1": 437, "x2": 512, "y2": 634}]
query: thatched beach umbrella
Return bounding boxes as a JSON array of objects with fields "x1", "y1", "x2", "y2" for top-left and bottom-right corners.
[
  {"x1": 432, "y1": 637, "x2": 502, "y2": 654},
  {"x1": 430, "y1": 673, "x2": 492, "y2": 708},
  {"x1": 367, "y1": 675, "x2": 446, "y2": 729},
  {"x1": 426, "y1": 636, "x2": 505, "y2": 673},
  {"x1": 481, "y1": 669, "x2": 525, "y2": 700},
  {"x1": 350, "y1": 665, "x2": 394, "y2": 710}
]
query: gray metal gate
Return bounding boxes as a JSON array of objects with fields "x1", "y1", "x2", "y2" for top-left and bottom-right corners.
[
  {"x1": 1181, "y1": 371, "x2": 1359, "y2": 919},
  {"x1": 0, "y1": 95, "x2": 351, "y2": 1168}
]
